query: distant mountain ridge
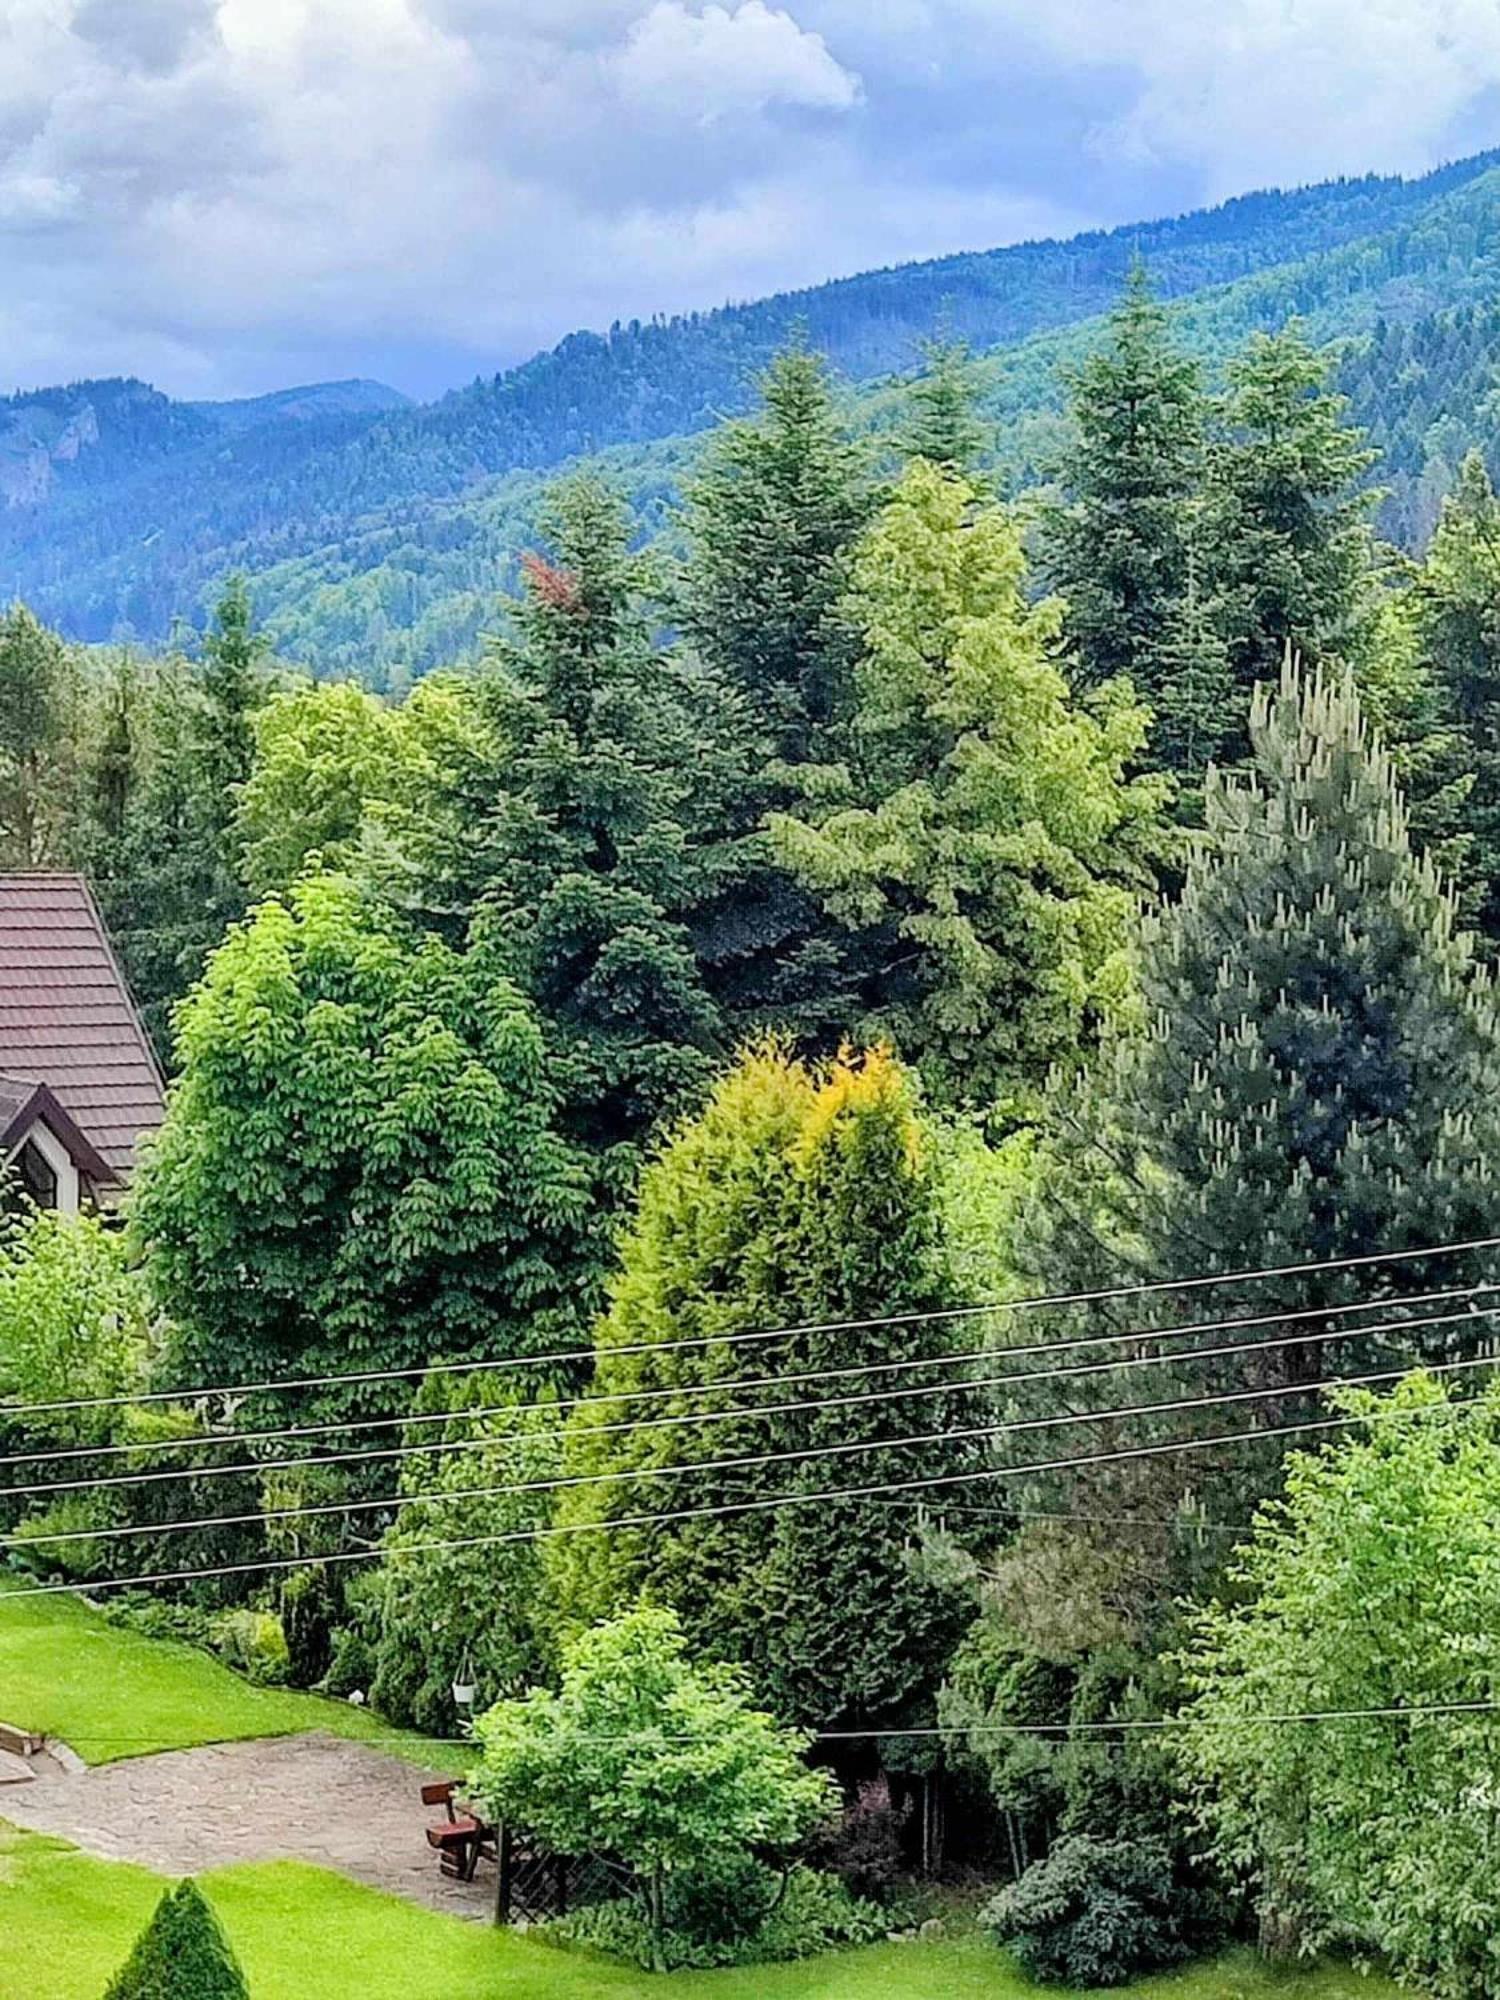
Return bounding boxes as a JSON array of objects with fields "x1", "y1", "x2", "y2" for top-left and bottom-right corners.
[{"x1": 6, "y1": 146, "x2": 1500, "y2": 676}]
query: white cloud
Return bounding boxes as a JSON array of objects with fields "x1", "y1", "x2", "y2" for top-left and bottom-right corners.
[
  {"x1": 3, "y1": 0, "x2": 1500, "y2": 400},
  {"x1": 613, "y1": 1, "x2": 861, "y2": 120}
]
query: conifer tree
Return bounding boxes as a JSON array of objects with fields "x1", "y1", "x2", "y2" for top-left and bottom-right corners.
[
  {"x1": 103, "y1": 1880, "x2": 249, "y2": 2000},
  {"x1": 0, "y1": 601, "x2": 79, "y2": 866},
  {"x1": 1405, "y1": 448, "x2": 1500, "y2": 943},
  {"x1": 1016, "y1": 657, "x2": 1500, "y2": 1552},
  {"x1": 902, "y1": 337, "x2": 988, "y2": 477},
  {"x1": 468, "y1": 477, "x2": 730, "y2": 1186},
  {"x1": 1207, "y1": 325, "x2": 1380, "y2": 711},
  {"x1": 548, "y1": 1044, "x2": 981, "y2": 1736},
  {"x1": 1047, "y1": 269, "x2": 1210, "y2": 751},
  {"x1": 773, "y1": 460, "x2": 1166, "y2": 1121},
  {"x1": 679, "y1": 341, "x2": 869, "y2": 763}
]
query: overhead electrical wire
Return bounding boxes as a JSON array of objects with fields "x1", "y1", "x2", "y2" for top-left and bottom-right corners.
[
  {"x1": 10, "y1": 1227, "x2": 1500, "y2": 1423},
  {"x1": 4, "y1": 1283, "x2": 1496, "y2": 1505}
]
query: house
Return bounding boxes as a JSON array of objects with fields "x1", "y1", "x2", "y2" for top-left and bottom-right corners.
[{"x1": 0, "y1": 873, "x2": 166, "y2": 1212}]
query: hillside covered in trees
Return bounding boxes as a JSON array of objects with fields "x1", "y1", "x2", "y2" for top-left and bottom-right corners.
[{"x1": 10, "y1": 149, "x2": 1500, "y2": 681}]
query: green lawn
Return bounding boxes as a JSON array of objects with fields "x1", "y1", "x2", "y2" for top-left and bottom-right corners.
[
  {"x1": 0, "y1": 1823, "x2": 1405, "y2": 2000},
  {"x1": 0, "y1": 1588, "x2": 454, "y2": 1767}
]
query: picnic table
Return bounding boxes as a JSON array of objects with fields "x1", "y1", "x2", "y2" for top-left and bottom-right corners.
[{"x1": 420, "y1": 1780, "x2": 497, "y2": 1882}]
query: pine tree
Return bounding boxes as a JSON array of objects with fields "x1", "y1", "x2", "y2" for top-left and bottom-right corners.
[
  {"x1": 1207, "y1": 325, "x2": 1381, "y2": 714},
  {"x1": 0, "y1": 601, "x2": 79, "y2": 866},
  {"x1": 547, "y1": 1044, "x2": 981, "y2": 1737},
  {"x1": 1047, "y1": 269, "x2": 1210, "y2": 751},
  {"x1": 103, "y1": 1880, "x2": 249, "y2": 2000},
  {"x1": 1015, "y1": 657, "x2": 1500, "y2": 1555}
]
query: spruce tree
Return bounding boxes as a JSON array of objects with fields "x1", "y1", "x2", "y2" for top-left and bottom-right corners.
[
  {"x1": 1207, "y1": 325, "x2": 1380, "y2": 713},
  {"x1": 1047, "y1": 269, "x2": 1210, "y2": 755},
  {"x1": 1406, "y1": 448, "x2": 1500, "y2": 943},
  {"x1": 676, "y1": 342, "x2": 870, "y2": 1037},
  {"x1": 548, "y1": 1044, "x2": 982, "y2": 1737},
  {"x1": 680, "y1": 340, "x2": 869, "y2": 763},
  {"x1": 104, "y1": 1880, "x2": 249, "y2": 2000},
  {"x1": 468, "y1": 477, "x2": 729, "y2": 1186},
  {"x1": 1016, "y1": 657, "x2": 1500, "y2": 1549},
  {"x1": 902, "y1": 337, "x2": 988, "y2": 477}
]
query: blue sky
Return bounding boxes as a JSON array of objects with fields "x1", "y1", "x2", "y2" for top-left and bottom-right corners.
[{"x1": 3, "y1": 0, "x2": 1500, "y2": 401}]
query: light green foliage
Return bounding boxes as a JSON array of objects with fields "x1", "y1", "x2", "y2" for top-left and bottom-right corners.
[
  {"x1": 772, "y1": 461, "x2": 1166, "y2": 1120},
  {"x1": 132, "y1": 872, "x2": 591, "y2": 1408},
  {"x1": 550, "y1": 1864, "x2": 886, "y2": 1971},
  {"x1": 549, "y1": 1043, "x2": 980, "y2": 1731},
  {"x1": 369, "y1": 1376, "x2": 563, "y2": 1735},
  {"x1": 1178, "y1": 1376, "x2": 1500, "y2": 1996},
  {"x1": 0, "y1": 601, "x2": 81, "y2": 865},
  {"x1": 470, "y1": 1606, "x2": 834, "y2": 1966},
  {"x1": 0, "y1": 1208, "x2": 152, "y2": 1447},
  {"x1": 103, "y1": 1879, "x2": 250, "y2": 2000}
]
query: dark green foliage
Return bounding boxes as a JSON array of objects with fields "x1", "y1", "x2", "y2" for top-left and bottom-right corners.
[
  {"x1": 1207, "y1": 324, "x2": 1380, "y2": 706},
  {"x1": 103, "y1": 1879, "x2": 249, "y2": 2000},
  {"x1": 1016, "y1": 658, "x2": 1500, "y2": 1550},
  {"x1": 548, "y1": 1866, "x2": 887, "y2": 1972},
  {"x1": 463, "y1": 476, "x2": 732, "y2": 1184},
  {"x1": 679, "y1": 342, "x2": 869, "y2": 762},
  {"x1": 901, "y1": 338, "x2": 988, "y2": 476},
  {"x1": 0, "y1": 601, "x2": 78, "y2": 865},
  {"x1": 1048, "y1": 268, "x2": 1209, "y2": 714},
  {"x1": 980, "y1": 1836, "x2": 1192, "y2": 1988}
]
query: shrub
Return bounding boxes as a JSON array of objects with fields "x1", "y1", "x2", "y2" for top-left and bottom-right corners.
[
  {"x1": 810, "y1": 1776, "x2": 912, "y2": 1905},
  {"x1": 211, "y1": 1608, "x2": 290, "y2": 1686},
  {"x1": 980, "y1": 1835, "x2": 1191, "y2": 1987},
  {"x1": 103, "y1": 1879, "x2": 249, "y2": 1999},
  {"x1": 547, "y1": 1865, "x2": 887, "y2": 1971}
]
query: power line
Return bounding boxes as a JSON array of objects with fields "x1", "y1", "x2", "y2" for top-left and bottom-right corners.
[
  {"x1": 12, "y1": 1227, "x2": 1500, "y2": 1423},
  {"x1": 6, "y1": 1287, "x2": 1496, "y2": 1510},
  {"x1": 7, "y1": 1274, "x2": 1496, "y2": 1493},
  {"x1": 7, "y1": 1361, "x2": 1488, "y2": 1582}
]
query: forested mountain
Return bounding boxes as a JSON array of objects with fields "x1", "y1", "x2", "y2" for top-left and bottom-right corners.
[{"x1": 7, "y1": 147, "x2": 1500, "y2": 680}]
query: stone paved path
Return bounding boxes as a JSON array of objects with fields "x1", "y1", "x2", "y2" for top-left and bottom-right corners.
[{"x1": 0, "y1": 1731, "x2": 492, "y2": 1918}]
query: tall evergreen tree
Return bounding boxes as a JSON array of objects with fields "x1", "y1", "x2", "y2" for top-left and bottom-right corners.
[
  {"x1": 680, "y1": 341, "x2": 870, "y2": 763},
  {"x1": 467, "y1": 477, "x2": 730, "y2": 1189},
  {"x1": 902, "y1": 337, "x2": 988, "y2": 477},
  {"x1": 773, "y1": 460, "x2": 1166, "y2": 1122},
  {"x1": 1404, "y1": 448, "x2": 1500, "y2": 943},
  {"x1": 548, "y1": 1044, "x2": 982, "y2": 1738},
  {"x1": 1015, "y1": 657, "x2": 1500, "y2": 1559},
  {"x1": 1047, "y1": 268, "x2": 1211, "y2": 757},
  {"x1": 1207, "y1": 325, "x2": 1381, "y2": 709}
]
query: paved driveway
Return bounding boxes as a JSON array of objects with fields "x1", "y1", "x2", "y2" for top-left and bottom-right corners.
[{"x1": 0, "y1": 1731, "x2": 492, "y2": 1918}]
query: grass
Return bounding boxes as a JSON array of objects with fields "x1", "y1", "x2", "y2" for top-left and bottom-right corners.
[
  {"x1": 0, "y1": 1587, "x2": 456, "y2": 1767},
  {"x1": 0, "y1": 1823, "x2": 1408, "y2": 2000}
]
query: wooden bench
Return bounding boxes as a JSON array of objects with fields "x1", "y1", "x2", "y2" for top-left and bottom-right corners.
[{"x1": 421, "y1": 1781, "x2": 497, "y2": 1882}]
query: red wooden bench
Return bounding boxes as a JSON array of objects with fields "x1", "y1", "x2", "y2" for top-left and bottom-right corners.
[{"x1": 421, "y1": 1780, "x2": 497, "y2": 1882}]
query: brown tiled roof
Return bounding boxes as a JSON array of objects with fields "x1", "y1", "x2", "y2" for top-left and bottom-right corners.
[{"x1": 0, "y1": 874, "x2": 165, "y2": 1182}]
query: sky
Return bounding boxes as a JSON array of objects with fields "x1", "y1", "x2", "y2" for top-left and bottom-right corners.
[{"x1": 4, "y1": 0, "x2": 1500, "y2": 403}]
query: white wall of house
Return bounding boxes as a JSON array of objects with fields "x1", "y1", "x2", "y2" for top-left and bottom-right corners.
[{"x1": 6, "y1": 1113, "x2": 81, "y2": 1214}]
